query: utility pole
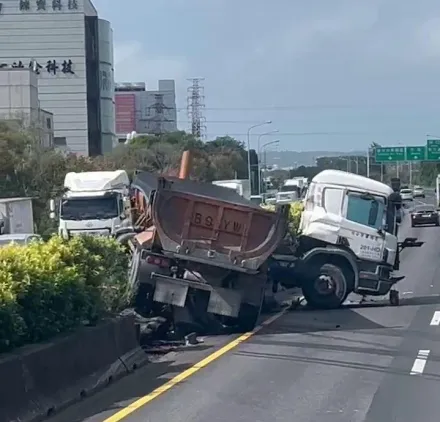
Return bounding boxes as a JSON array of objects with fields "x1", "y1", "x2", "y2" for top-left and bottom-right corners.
[
  {"x1": 145, "y1": 93, "x2": 173, "y2": 135},
  {"x1": 187, "y1": 78, "x2": 207, "y2": 140}
]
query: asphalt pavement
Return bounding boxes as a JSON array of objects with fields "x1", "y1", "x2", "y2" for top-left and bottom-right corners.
[{"x1": 48, "y1": 193, "x2": 440, "y2": 422}]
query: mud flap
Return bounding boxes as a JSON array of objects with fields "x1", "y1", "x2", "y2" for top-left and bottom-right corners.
[
  {"x1": 207, "y1": 288, "x2": 241, "y2": 318},
  {"x1": 153, "y1": 277, "x2": 189, "y2": 307}
]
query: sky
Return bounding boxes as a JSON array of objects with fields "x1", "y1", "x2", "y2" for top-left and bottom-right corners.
[{"x1": 94, "y1": 0, "x2": 440, "y2": 152}]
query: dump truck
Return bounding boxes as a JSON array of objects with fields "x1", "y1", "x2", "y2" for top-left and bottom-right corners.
[{"x1": 116, "y1": 166, "x2": 288, "y2": 332}]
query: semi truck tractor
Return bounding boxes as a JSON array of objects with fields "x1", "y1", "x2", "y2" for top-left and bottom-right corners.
[
  {"x1": 269, "y1": 170, "x2": 420, "y2": 308},
  {"x1": 50, "y1": 170, "x2": 132, "y2": 238}
]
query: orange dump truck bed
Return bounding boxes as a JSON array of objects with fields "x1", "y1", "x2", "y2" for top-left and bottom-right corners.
[{"x1": 131, "y1": 172, "x2": 288, "y2": 273}]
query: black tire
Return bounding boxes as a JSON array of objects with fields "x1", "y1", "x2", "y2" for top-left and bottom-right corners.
[
  {"x1": 302, "y1": 263, "x2": 349, "y2": 310},
  {"x1": 436, "y1": 221, "x2": 439, "y2": 227},
  {"x1": 411, "y1": 222, "x2": 416, "y2": 227},
  {"x1": 389, "y1": 290, "x2": 399, "y2": 306},
  {"x1": 236, "y1": 303, "x2": 261, "y2": 332}
]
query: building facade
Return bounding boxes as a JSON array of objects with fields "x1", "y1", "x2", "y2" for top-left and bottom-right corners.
[
  {"x1": 0, "y1": 68, "x2": 54, "y2": 147},
  {"x1": 0, "y1": 0, "x2": 115, "y2": 155},
  {"x1": 114, "y1": 80, "x2": 177, "y2": 141},
  {"x1": 97, "y1": 18, "x2": 116, "y2": 153}
]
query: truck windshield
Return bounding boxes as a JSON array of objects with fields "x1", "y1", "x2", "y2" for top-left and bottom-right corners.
[
  {"x1": 346, "y1": 193, "x2": 385, "y2": 230},
  {"x1": 61, "y1": 197, "x2": 119, "y2": 220}
]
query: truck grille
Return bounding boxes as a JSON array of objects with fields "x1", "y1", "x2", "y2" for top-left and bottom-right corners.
[{"x1": 70, "y1": 230, "x2": 110, "y2": 237}]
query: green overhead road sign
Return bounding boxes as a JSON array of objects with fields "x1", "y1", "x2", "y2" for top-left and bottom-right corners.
[
  {"x1": 406, "y1": 146, "x2": 426, "y2": 161},
  {"x1": 375, "y1": 147, "x2": 405, "y2": 162},
  {"x1": 427, "y1": 139, "x2": 440, "y2": 161}
]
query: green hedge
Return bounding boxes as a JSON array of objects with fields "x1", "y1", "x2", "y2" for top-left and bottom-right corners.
[
  {"x1": 0, "y1": 235, "x2": 129, "y2": 353},
  {"x1": 261, "y1": 201, "x2": 304, "y2": 235}
]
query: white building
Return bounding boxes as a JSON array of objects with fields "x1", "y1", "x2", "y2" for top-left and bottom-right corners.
[
  {"x1": 0, "y1": 0, "x2": 116, "y2": 155},
  {"x1": 0, "y1": 68, "x2": 54, "y2": 147}
]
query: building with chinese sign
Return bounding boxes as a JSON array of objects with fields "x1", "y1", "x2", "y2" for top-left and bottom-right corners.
[
  {"x1": 0, "y1": 0, "x2": 116, "y2": 155},
  {"x1": 114, "y1": 80, "x2": 177, "y2": 142}
]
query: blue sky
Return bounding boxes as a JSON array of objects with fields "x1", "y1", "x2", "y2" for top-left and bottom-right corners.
[{"x1": 94, "y1": 0, "x2": 440, "y2": 152}]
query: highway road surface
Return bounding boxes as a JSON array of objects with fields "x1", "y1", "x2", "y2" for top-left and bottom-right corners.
[{"x1": 49, "y1": 193, "x2": 440, "y2": 422}]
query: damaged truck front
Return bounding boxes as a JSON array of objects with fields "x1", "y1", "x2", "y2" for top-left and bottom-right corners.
[{"x1": 119, "y1": 171, "x2": 288, "y2": 332}]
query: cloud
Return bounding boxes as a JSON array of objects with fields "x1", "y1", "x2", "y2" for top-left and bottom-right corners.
[
  {"x1": 416, "y1": 18, "x2": 440, "y2": 60},
  {"x1": 113, "y1": 41, "x2": 188, "y2": 86}
]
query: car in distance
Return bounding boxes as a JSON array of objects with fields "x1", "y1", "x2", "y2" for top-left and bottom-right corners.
[
  {"x1": 0, "y1": 233, "x2": 42, "y2": 247},
  {"x1": 400, "y1": 188, "x2": 413, "y2": 201},
  {"x1": 410, "y1": 205, "x2": 439, "y2": 227},
  {"x1": 413, "y1": 186, "x2": 425, "y2": 198}
]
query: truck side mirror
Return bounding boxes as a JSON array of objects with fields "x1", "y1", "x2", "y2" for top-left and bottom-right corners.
[
  {"x1": 49, "y1": 199, "x2": 55, "y2": 212},
  {"x1": 49, "y1": 212, "x2": 56, "y2": 220}
]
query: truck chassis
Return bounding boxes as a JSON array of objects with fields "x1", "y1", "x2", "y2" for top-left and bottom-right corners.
[{"x1": 268, "y1": 237, "x2": 423, "y2": 309}]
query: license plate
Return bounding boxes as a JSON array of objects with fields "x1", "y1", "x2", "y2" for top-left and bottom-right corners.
[{"x1": 422, "y1": 214, "x2": 430, "y2": 217}]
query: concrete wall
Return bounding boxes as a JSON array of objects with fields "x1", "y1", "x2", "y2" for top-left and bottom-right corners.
[
  {"x1": 0, "y1": 0, "x2": 88, "y2": 154},
  {"x1": 97, "y1": 18, "x2": 116, "y2": 154}
]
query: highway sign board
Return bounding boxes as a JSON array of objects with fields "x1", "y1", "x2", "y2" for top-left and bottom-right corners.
[
  {"x1": 406, "y1": 146, "x2": 426, "y2": 161},
  {"x1": 375, "y1": 147, "x2": 405, "y2": 162},
  {"x1": 427, "y1": 139, "x2": 440, "y2": 161}
]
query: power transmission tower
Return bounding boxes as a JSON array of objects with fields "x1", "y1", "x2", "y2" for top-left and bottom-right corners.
[
  {"x1": 144, "y1": 93, "x2": 174, "y2": 135},
  {"x1": 187, "y1": 78, "x2": 206, "y2": 139}
]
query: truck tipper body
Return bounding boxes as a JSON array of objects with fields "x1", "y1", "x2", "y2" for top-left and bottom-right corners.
[
  {"x1": 52, "y1": 170, "x2": 132, "y2": 238},
  {"x1": 118, "y1": 171, "x2": 288, "y2": 331}
]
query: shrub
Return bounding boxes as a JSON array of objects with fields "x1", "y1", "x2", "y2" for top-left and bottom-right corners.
[
  {"x1": 0, "y1": 235, "x2": 129, "y2": 353},
  {"x1": 261, "y1": 201, "x2": 304, "y2": 235}
]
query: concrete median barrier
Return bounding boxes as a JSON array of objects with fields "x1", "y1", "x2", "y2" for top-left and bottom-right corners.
[{"x1": 0, "y1": 315, "x2": 148, "y2": 422}]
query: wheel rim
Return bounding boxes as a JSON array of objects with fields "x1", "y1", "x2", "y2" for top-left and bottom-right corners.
[{"x1": 314, "y1": 274, "x2": 336, "y2": 296}]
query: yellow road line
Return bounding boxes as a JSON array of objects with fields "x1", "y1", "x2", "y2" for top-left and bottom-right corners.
[{"x1": 103, "y1": 308, "x2": 287, "y2": 422}]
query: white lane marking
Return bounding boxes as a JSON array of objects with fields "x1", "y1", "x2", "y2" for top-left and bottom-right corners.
[
  {"x1": 430, "y1": 311, "x2": 440, "y2": 326},
  {"x1": 415, "y1": 200, "x2": 429, "y2": 206},
  {"x1": 410, "y1": 350, "x2": 430, "y2": 375}
]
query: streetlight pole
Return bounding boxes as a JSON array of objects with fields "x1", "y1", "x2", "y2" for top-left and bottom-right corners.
[
  {"x1": 247, "y1": 121, "x2": 271, "y2": 193},
  {"x1": 261, "y1": 140, "x2": 280, "y2": 192},
  {"x1": 257, "y1": 130, "x2": 278, "y2": 194}
]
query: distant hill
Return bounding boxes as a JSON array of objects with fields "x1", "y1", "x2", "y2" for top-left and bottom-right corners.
[{"x1": 264, "y1": 150, "x2": 366, "y2": 168}]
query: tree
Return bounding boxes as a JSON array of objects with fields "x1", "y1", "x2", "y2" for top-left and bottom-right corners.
[{"x1": 0, "y1": 125, "x2": 252, "y2": 232}]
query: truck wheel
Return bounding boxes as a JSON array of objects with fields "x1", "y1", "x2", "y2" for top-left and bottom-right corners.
[
  {"x1": 302, "y1": 263, "x2": 348, "y2": 309},
  {"x1": 128, "y1": 248, "x2": 151, "y2": 314}
]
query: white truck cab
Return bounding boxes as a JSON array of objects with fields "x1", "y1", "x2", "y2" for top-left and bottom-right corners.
[
  {"x1": 271, "y1": 170, "x2": 421, "y2": 309},
  {"x1": 301, "y1": 169, "x2": 397, "y2": 267},
  {"x1": 51, "y1": 170, "x2": 132, "y2": 238}
]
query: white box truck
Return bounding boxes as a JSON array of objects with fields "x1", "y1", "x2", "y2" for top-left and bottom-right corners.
[{"x1": 0, "y1": 197, "x2": 34, "y2": 235}]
